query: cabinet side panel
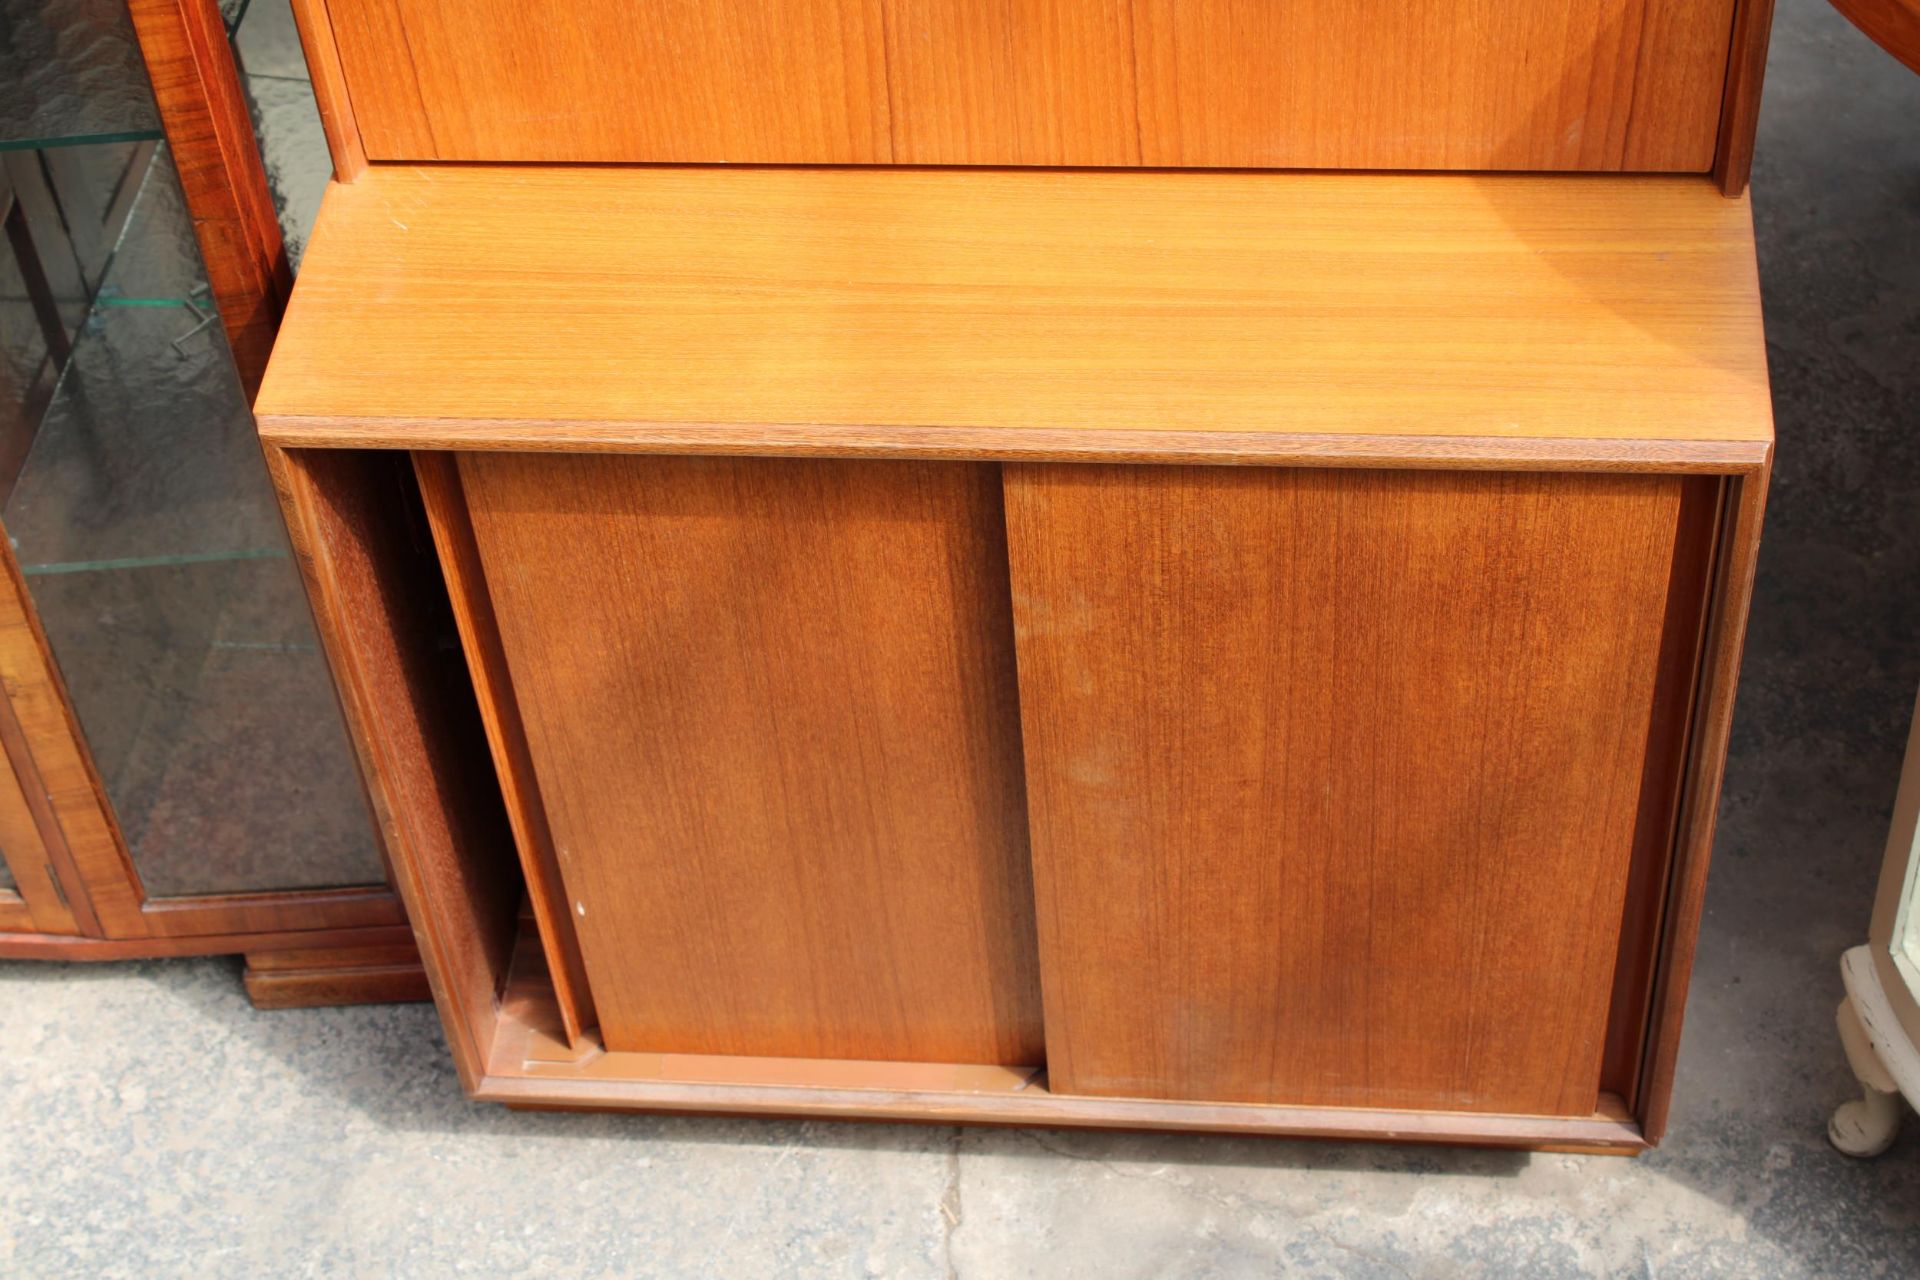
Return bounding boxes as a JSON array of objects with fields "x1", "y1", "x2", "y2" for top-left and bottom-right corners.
[
  {"x1": 271, "y1": 448, "x2": 519, "y2": 1089},
  {"x1": 1713, "y1": 0, "x2": 1779, "y2": 195},
  {"x1": 288, "y1": 0, "x2": 370, "y2": 179},
  {"x1": 1599, "y1": 478, "x2": 1724, "y2": 1106},
  {"x1": 1006, "y1": 465, "x2": 1709, "y2": 1116},
  {"x1": 1637, "y1": 470, "x2": 1767, "y2": 1141},
  {"x1": 457, "y1": 454, "x2": 1044, "y2": 1065}
]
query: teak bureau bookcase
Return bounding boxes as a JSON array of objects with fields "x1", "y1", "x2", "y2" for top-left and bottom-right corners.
[{"x1": 258, "y1": 0, "x2": 1778, "y2": 1150}]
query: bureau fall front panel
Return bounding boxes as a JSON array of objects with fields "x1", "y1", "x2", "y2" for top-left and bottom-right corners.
[{"x1": 442, "y1": 453, "x2": 1712, "y2": 1116}]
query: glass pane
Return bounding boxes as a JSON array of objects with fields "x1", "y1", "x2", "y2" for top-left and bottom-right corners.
[
  {"x1": 0, "y1": 6, "x2": 381, "y2": 896},
  {"x1": 1898, "y1": 826, "x2": 1920, "y2": 981},
  {"x1": 2, "y1": 141, "x2": 148, "y2": 452},
  {"x1": 1, "y1": 164, "x2": 73, "y2": 455},
  {"x1": 0, "y1": 0, "x2": 163, "y2": 150}
]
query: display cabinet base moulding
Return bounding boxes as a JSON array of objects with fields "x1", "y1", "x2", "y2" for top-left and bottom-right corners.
[{"x1": 251, "y1": 159, "x2": 1771, "y2": 1152}]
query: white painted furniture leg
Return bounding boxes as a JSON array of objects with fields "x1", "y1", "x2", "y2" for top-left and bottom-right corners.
[
  {"x1": 1830, "y1": 946, "x2": 1920, "y2": 1157},
  {"x1": 1833, "y1": 997, "x2": 1904, "y2": 1156}
]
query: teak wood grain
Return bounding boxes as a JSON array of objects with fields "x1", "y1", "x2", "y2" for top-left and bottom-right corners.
[
  {"x1": 454, "y1": 452, "x2": 1045, "y2": 1064},
  {"x1": 317, "y1": 0, "x2": 1734, "y2": 173},
  {"x1": 256, "y1": 167, "x2": 1772, "y2": 469},
  {"x1": 1004, "y1": 465, "x2": 1717, "y2": 1115}
]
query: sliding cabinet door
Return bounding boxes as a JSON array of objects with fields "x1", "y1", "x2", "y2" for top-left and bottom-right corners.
[
  {"x1": 448, "y1": 452, "x2": 1045, "y2": 1065},
  {"x1": 1004, "y1": 464, "x2": 1717, "y2": 1116}
]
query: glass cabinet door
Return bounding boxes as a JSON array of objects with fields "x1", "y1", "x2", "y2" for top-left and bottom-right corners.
[{"x1": 1, "y1": 0, "x2": 380, "y2": 909}]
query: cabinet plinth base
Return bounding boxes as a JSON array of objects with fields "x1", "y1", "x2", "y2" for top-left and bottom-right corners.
[
  {"x1": 243, "y1": 941, "x2": 431, "y2": 1009},
  {"x1": 464, "y1": 919, "x2": 1647, "y2": 1152}
]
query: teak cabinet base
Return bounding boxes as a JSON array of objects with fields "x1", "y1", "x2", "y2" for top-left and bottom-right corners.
[
  {"x1": 479, "y1": 915, "x2": 1648, "y2": 1152},
  {"x1": 257, "y1": 167, "x2": 1771, "y2": 1149}
]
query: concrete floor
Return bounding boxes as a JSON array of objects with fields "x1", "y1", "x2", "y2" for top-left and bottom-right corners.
[{"x1": 5, "y1": 1, "x2": 1920, "y2": 1275}]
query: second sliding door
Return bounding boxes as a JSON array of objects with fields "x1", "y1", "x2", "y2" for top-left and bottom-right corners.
[{"x1": 1004, "y1": 464, "x2": 1718, "y2": 1116}]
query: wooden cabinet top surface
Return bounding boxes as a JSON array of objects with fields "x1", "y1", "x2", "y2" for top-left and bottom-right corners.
[{"x1": 256, "y1": 166, "x2": 1772, "y2": 471}]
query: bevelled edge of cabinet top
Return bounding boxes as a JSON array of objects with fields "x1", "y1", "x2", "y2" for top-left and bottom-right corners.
[{"x1": 256, "y1": 165, "x2": 1773, "y2": 469}]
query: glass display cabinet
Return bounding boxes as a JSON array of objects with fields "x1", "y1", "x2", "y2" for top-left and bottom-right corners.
[{"x1": 0, "y1": 0, "x2": 421, "y2": 1004}]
